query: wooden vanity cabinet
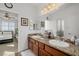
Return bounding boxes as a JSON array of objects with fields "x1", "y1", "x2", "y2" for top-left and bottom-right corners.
[
  {"x1": 28, "y1": 37, "x2": 70, "y2": 56},
  {"x1": 28, "y1": 37, "x2": 39, "y2": 55}
]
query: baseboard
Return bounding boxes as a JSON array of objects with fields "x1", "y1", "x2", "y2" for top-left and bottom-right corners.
[
  {"x1": 0, "y1": 39, "x2": 13, "y2": 44},
  {"x1": 15, "y1": 48, "x2": 29, "y2": 56},
  {"x1": 18, "y1": 48, "x2": 29, "y2": 53}
]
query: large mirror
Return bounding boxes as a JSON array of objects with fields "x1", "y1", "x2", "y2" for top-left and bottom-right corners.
[{"x1": 45, "y1": 19, "x2": 64, "y2": 37}]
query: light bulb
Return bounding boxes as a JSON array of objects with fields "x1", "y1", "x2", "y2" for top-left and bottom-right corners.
[{"x1": 47, "y1": 5, "x2": 52, "y2": 10}]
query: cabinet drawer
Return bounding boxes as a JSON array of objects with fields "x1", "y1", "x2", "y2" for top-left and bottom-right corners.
[
  {"x1": 45, "y1": 45, "x2": 67, "y2": 56},
  {"x1": 33, "y1": 44, "x2": 38, "y2": 55},
  {"x1": 39, "y1": 48, "x2": 51, "y2": 56},
  {"x1": 39, "y1": 42, "x2": 45, "y2": 49}
]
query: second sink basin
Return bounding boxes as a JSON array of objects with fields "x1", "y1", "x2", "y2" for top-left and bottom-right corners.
[{"x1": 49, "y1": 40, "x2": 69, "y2": 47}]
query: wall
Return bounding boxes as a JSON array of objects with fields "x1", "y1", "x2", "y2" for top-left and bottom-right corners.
[
  {"x1": 45, "y1": 3, "x2": 79, "y2": 38},
  {"x1": 0, "y1": 3, "x2": 42, "y2": 52}
]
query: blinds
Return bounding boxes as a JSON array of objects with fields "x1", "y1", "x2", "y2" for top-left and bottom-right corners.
[{"x1": 0, "y1": 21, "x2": 15, "y2": 31}]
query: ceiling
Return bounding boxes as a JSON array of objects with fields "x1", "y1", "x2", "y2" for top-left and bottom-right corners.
[{"x1": 0, "y1": 3, "x2": 64, "y2": 19}]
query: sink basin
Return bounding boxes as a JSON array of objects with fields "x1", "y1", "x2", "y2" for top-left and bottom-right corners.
[
  {"x1": 49, "y1": 40, "x2": 69, "y2": 47},
  {"x1": 32, "y1": 36, "x2": 44, "y2": 39},
  {"x1": 32, "y1": 36, "x2": 41, "y2": 38}
]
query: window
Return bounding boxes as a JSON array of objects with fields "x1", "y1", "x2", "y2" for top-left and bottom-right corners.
[
  {"x1": 8, "y1": 22, "x2": 15, "y2": 31},
  {"x1": 2, "y1": 21, "x2": 8, "y2": 31},
  {"x1": 1, "y1": 21, "x2": 15, "y2": 31}
]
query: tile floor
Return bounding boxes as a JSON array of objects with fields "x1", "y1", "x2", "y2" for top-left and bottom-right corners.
[
  {"x1": 0, "y1": 39, "x2": 18, "y2": 56},
  {"x1": 0, "y1": 38, "x2": 35, "y2": 56},
  {"x1": 21, "y1": 49, "x2": 35, "y2": 56}
]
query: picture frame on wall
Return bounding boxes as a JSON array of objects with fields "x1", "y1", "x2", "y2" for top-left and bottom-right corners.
[{"x1": 21, "y1": 17, "x2": 28, "y2": 26}]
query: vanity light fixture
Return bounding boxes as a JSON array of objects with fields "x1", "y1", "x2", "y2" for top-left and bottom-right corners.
[
  {"x1": 43, "y1": 8, "x2": 48, "y2": 12},
  {"x1": 41, "y1": 8, "x2": 48, "y2": 15},
  {"x1": 47, "y1": 5, "x2": 52, "y2": 10},
  {"x1": 41, "y1": 3, "x2": 61, "y2": 15}
]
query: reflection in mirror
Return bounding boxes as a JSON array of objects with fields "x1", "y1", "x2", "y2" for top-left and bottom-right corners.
[
  {"x1": 41, "y1": 21, "x2": 45, "y2": 28},
  {"x1": 28, "y1": 19, "x2": 41, "y2": 30},
  {"x1": 56, "y1": 19, "x2": 64, "y2": 37},
  {"x1": 33, "y1": 24, "x2": 38, "y2": 30}
]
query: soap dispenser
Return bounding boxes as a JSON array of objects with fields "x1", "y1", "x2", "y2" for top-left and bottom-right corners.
[
  {"x1": 48, "y1": 32, "x2": 51, "y2": 39},
  {"x1": 71, "y1": 35, "x2": 77, "y2": 44},
  {"x1": 71, "y1": 36, "x2": 75, "y2": 42}
]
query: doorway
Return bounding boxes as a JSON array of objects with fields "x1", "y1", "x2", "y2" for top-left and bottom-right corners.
[{"x1": 0, "y1": 10, "x2": 18, "y2": 56}]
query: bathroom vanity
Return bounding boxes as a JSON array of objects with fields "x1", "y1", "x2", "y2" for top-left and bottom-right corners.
[{"x1": 27, "y1": 34, "x2": 79, "y2": 56}]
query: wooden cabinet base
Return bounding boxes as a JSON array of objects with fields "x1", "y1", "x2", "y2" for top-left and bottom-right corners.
[{"x1": 28, "y1": 37, "x2": 70, "y2": 56}]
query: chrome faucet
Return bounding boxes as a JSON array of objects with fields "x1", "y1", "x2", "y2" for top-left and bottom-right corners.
[{"x1": 73, "y1": 35, "x2": 77, "y2": 45}]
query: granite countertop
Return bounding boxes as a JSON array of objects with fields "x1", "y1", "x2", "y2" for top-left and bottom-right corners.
[{"x1": 29, "y1": 35, "x2": 79, "y2": 56}]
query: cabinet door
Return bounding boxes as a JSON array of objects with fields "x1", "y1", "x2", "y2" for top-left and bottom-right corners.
[
  {"x1": 29, "y1": 41, "x2": 33, "y2": 51},
  {"x1": 45, "y1": 45, "x2": 68, "y2": 56},
  {"x1": 39, "y1": 42, "x2": 45, "y2": 49},
  {"x1": 33, "y1": 44, "x2": 38, "y2": 55},
  {"x1": 28, "y1": 38, "x2": 33, "y2": 51},
  {"x1": 39, "y1": 48, "x2": 51, "y2": 56},
  {"x1": 28, "y1": 37, "x2": 30, "y2": 49},
  {"x1": 28, "y1": 38, "x2": 36, "y2": 49}
]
